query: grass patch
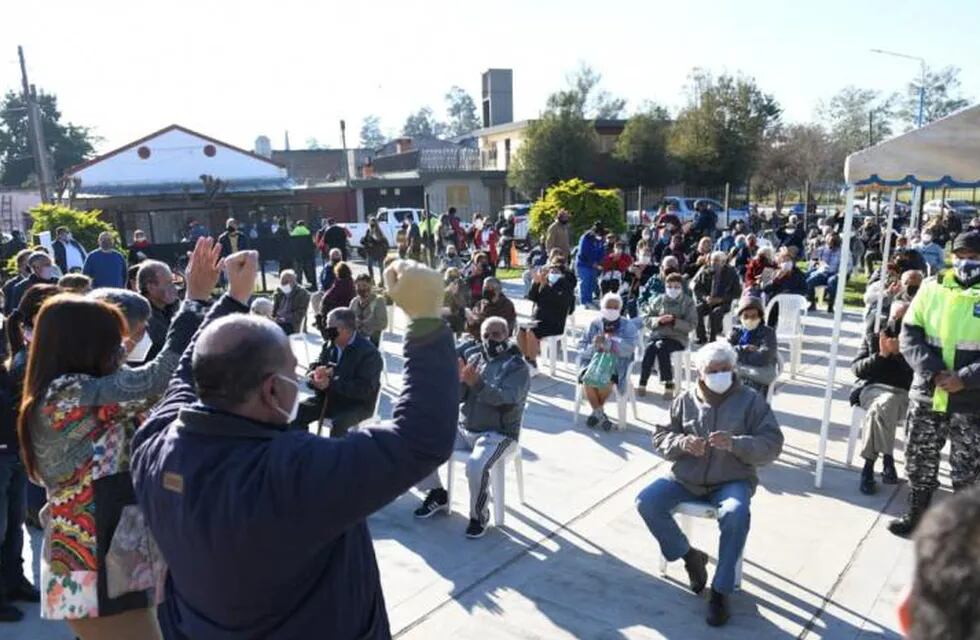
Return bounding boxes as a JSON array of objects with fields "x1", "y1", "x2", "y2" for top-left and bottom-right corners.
[
  {"x1": 496, "y1": 267, "x2": 524, "y2": 280},
  {"x1": 844, "y1": 271, "x2": 867, "y2": 309}
]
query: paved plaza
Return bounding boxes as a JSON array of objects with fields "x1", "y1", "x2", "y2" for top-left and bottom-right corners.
[{"x1": 11, "y1": 277, "x2": 926, "y2": 640}]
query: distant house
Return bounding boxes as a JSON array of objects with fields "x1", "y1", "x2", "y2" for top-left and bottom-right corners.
[
  {"x1": 473, "y1": 119, "x2": 628, "y2": 173},
  {"x1": 65, "y1": 124, "x2": 333, "y2": 243},
  {"x1": 351, "y1": 136, "x2": 507, "y2": 221}
]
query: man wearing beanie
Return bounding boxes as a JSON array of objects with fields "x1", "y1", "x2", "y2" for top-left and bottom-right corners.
[{"x1": 890, "y1": 230, "x2": 980, "y2": 537}]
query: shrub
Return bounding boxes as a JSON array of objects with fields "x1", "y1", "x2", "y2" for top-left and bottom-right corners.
[
  {"x1": 28, "y1": 203, "x2": 117, "y2": 251},
  {"x1": 528, "y1": 178, "x2": 624, "y2": 242}
]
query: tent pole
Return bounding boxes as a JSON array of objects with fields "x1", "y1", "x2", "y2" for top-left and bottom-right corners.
[
  {"x1": 815, "y1": 186, "x2": 856, "y2": 488},
  {"x1": 874, "y1": 187, "x2": 898, "y2": 333},
  {"x1": 910, "y1": 186, "x2": 922, "y2": 230}
]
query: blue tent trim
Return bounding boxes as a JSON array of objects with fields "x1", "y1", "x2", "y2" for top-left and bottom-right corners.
[
  {"x1": 76, "y1": 177, "x2": 295, "y2": 197},
  {"x1": 854, "y1": 174, "x2": 980, "y2": 188}
]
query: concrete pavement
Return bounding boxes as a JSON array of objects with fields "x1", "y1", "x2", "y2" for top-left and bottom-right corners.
[{"x1": 9, "y1": 276, "x2": 925, "y2": 639}]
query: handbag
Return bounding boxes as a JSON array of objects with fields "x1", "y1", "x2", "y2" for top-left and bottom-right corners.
[
  {"x1": 736, "y1": 363, "x2": 778, "y2": 386},
  {"x1": 583, "y1": 351, "x2": 617, "y2": 388}
]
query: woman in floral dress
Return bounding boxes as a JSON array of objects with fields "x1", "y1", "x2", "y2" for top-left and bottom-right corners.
[{"x1": 16, "y1": 238, "x2": 219, "y2": 639}]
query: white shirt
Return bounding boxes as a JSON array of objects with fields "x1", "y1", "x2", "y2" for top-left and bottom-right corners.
[{"x1": 63, "y1": 241, "x2": 85, "y2": 271}]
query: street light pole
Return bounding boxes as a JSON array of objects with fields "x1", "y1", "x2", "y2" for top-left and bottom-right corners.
[{"x1": 870, "y1": 48, "x2": 928, "y2": 226}]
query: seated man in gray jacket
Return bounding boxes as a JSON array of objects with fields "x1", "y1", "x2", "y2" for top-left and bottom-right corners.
[
  {"x1": 636, "y1": 341, "x2": 783, "y2": 628},
  {"x1": 414, "y1": 315, "x2": 530, "y2": 539}
]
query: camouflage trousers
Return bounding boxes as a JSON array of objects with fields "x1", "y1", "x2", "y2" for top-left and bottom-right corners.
[{"x1": 905, "y1": 401, "x2": 980, "y2": 493}]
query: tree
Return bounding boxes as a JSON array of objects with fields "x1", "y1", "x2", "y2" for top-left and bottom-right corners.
[
  {"x1": 668, "y1": 70, "x2": 781, "y2": 186},
  {"x1": 305, "y1": 137, "x2": 325, "y2": 150},
  {"x1": 507, "y1": 111, "x2": 595, "y2": 197},
  {"x1": 528, "y1": 178, "x2": 624, "y2": 241},
  {"x1": 895, "y1": 65, "x2": 970, "y2": 130},
  {"x1": 818, "y1": 86, "x2": 894, "y2": 165},
  {"x1": 546, "y1": 62, "x2": 626, "y2": 119},
  {"x1": 401, "y1": 107, "x2": 446, "y2": 138},
  {"x1": 612, "y1": 103, "x2": 675, "y2": 187},
  {"x1": 444, "y1": 86, "x2": 481, "y2": 137},
  {"x1": 0, "y1": 90, "x2": 97, "y2": 187},
  {"x1": 753, "y1": 123, "x2": 836, "y2": 212},
  {"x1": 359, "y1": 115, "x2": 386, "y2": 149}
]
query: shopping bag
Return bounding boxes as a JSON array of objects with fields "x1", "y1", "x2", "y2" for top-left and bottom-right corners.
[{"x1": 583, "y1": 351, "x2": 616, "y2": 388}]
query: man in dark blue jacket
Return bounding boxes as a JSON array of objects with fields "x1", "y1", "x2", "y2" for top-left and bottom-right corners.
[
  {"x1": 131, "y1": 253, "x2": 457, "y2": 640},
  {"x1": 576, "y1": 222, "x2": 606, "y2": 308}
]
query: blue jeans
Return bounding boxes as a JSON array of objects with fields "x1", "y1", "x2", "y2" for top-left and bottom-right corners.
[
  {"x1": 636, "y1": 477, "x2": 751, "y2": 594},
  {"x1": 805, "y1": 269, "x2": 838, "y2": 303},
  {"x1": 0, "y1": 452, "x2": 27, "y2": 590},
  {"x1": 577, "y1": 265, "x2": 597, "y2": 305}
]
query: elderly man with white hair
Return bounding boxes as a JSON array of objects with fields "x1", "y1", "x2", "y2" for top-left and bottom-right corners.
[
  {"x1": 271, "y1": 268, "x2": 311, "y2": 334},
  {"x1": 636, "y1": 340, "x2": 783, "y2": 627},
  {"x1": 578, "y1": 292, "x2": 638, "y2": 431},
  {"x1": 692, "y1": 251, "x2": 742, "y2": 344},
  {"x1": 414, "y1": 315, "x2": 530, "y2": 538}
]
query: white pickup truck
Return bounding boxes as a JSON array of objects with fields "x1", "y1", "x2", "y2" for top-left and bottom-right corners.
[{"x1": 345, "y1": 208, "x2": 425, "y2": 247}]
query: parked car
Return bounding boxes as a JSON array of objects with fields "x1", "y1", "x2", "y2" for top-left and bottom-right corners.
[
  {"x1": 923, "y1": 199, "x2": 978, "y2": 220},
  {"x1": 659, "y1": 196, "x2": 748, "y2": 229},
  {"x1": 625, "y1": 209, "x2": 655, "y2": 227},
  {"x1": 346, "y1": 207, "x2": 424, "y2": 247}
]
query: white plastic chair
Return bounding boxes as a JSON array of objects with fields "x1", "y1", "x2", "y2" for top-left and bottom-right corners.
[
  {"x1": 540, "y1": 334, "x2": 568, "y2": 377},
  {"x1": 846, "y1": 406, "x2": 866, "y2": 468},
  {"x1": 764, "y1": 294, "x2": 808, "y2": 378},
  {"x1": 446, "y1": 442, "x2": 525, "y2": 527},
  {"x1": 658, "y1": 501, "x2": 743, "y2": 590}
]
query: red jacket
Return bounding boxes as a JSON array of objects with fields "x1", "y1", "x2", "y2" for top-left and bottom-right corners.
[
  {"x1": 600, "y1": 253, "x2": 633, "y2": 274},
  {"x1": 472, "y1": 228, "x2": 500, "y2": 264}
]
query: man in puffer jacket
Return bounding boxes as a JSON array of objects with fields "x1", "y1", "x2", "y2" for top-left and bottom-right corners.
[
  {"x1": 636, "y1": 341, "x2": 783, "y2": 628},
  {"x1": 414, "y1": 316, "x2": 530, "y2": 539},
  {"x1": 638, "y1": 272, "x2": 697, "y2": 399}
]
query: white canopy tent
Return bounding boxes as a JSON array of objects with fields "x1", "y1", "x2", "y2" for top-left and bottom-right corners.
[{"x1": 815, "y1": 103, "x2": 980, "y2": 488}]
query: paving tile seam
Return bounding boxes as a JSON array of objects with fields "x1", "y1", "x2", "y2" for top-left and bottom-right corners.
[
  {"x1": 392, "y1": 459, "x2": 668, "y2": 638},
  {"x1": 796, "y1": 483, "x2": 903, "y2": 640}
]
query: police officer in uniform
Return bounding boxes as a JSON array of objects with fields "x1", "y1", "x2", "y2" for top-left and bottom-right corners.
[{"x1": 890, "y1": 230, "x2": 980, "y2": 536}]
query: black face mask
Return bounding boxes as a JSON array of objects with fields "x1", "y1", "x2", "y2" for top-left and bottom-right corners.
[
  {"x1": 482, "y1": 289, "x2": 496, "y2": 301},
  {"x1": 483, "y1": 338, "x2": 508, "y2": 359},
  {"x1": 324, "y1": 326, "x2": 339, "y2": 341},
  {"x1": 330, "y1": 258, "x2": 341, "y2": 265},
  {"x1": 905, "y1": 285, "x2": 919, "y2": 298}
]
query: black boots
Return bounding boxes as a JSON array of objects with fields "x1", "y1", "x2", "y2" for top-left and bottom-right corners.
[
  {"x1": 859, "y1": 458, "x2": 876, "y2": 494},
  {"x1": 881, "y1": 455, "x2": 899, "y2": 484},
  {"x1": 888, "y1": 489, "x2": 932, "y2": 537},
  {"x1": 683, "y1": 547, "x2": 709, "y2": 594},
  {"x1": 706, "y1": 589, "x2": 731, "y2": 627}
]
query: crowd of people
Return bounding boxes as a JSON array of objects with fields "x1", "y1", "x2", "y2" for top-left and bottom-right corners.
[{"x1": 0, "y1": 198, "x2": 976, "y2": 637}]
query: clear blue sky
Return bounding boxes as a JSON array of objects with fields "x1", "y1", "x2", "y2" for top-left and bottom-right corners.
[{"x1": 3, "y1": 0, "x2": 977, "y2": 153}]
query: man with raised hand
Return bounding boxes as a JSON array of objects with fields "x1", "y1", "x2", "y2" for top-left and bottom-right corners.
[{"x1": 131, "y1": 254, "x2": 458, "y2": 639}]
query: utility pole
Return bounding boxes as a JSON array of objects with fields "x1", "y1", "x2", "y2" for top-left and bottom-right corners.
[{"x1": 18, "y1": 46, "x2": 54, "y2": 203}]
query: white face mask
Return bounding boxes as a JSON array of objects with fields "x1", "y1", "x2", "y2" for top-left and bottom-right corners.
[
  {"x1": 280, "y1": 284, "x2": 293, "y2": 295},
  {"x1": 741, "y1": 317, "x2": 761, "y2": 331},
  {"x1": 39, "y1": 267, "x2": 53, "y2": 280},
  {"x1": 127, "y1": 332, "x2": 153, "y2": 363},
  {"x1": 547, "y1": 272, "x2": 562, "y2": 285},
  {"x1": 921, "y1": 234, "x2": 933, "y2": 244},
  {"x1": 638, "y1": 253, "x2": 652, "y2": 264},
  {"x1": 665, "y1": 287, "x2": 682, "y2": 299},
  {"x1": 600, "y1": 307, "x2": 621, "y2": 322},
  {"x1": 274, "y1": 374, "x2": 300, "y2": 423},
  {"x1": 22, "y1": 326, "x2": 32, "y2": 344},
  {"x1": 703, "y1": 371, "x2": 733, "y2": 394},
  {"x1": 781, "y1": 261, "x2": 793, "y2": 271}
]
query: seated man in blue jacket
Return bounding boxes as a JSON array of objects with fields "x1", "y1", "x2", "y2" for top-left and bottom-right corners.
[
  {"x1": 293, "y1": 306, "x2": 383, "y2": 438},
  {"x1": 131, "y1": 252, "x2": 457, "y2": 640},
  {"x1": 414, "y1": 315, "x2": 530, "y2": 539}
]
